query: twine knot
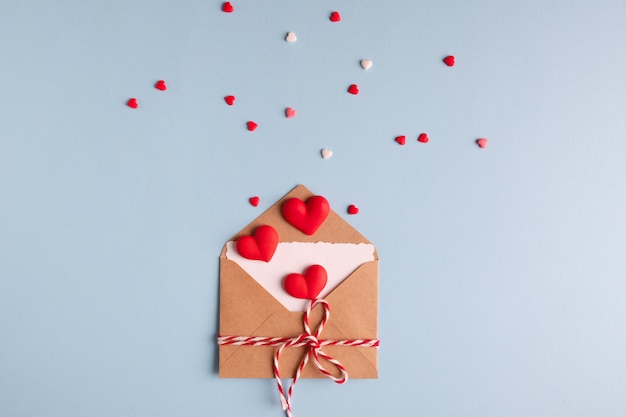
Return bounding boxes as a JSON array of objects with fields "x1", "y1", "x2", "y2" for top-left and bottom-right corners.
[
  {"x1": 296, "y1": 333, "x2": 320, "y2": 349},
  {"x1": 217, "y1": 298, "x2": 380, "y2": 417},
  {"x1": 274, "y1": 299, "x2": 348, "y2": 417}
]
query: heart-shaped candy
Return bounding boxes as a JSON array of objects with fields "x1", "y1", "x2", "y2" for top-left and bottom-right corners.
[
  {"x1": 285, "y1": 32, "x2": 297, "y2": 43},
  {"x1": 395, "y1": 135, "x2": 406, "y2": 145},
  {"x1": 247, "y1": 121, "x2": 258, "y2": 131},
  {"x1": 285, "y1": 107, "x2": 296, "y2": 118},
  {"x1": 249, "y1": 196, "x2": 260, "y2": 207},
  {"x1": 330, "y1": 11, "x2": 341, "y2": 22},
  {"x1": 281, "y1": 195, "x2": 330, "y2": 235},
  {"x1": 224, "y1": 95, "x2": 235, "y2": 105},
  {"x1": 321, "y1": 148, "x2": 333, "y2": 159},
  {"x1": 347, "y1": 204, "x2": 359, "y2": 215},
  {"x1": 476, "y1": 138, "x2": 488, "y2": 148},
  {"x1": 347, "y1": 84, "x2": 359, "y2": 95},
  {"x1": 284, "y1": 265, "x2": 328, "y2": 300},
  {"x1": 360, "y1": 59, "x2": 373, "y2": 70},
  {"x1": 126, "y1": 98, "x2": 138, "y2": 109},
  {"x1": 418, "y1": 133, "x2": 429, "y2": 143},
  {"x1": 155, "y1": 80, "x2": 167, "y2": 91},
  {"x1": 235, "y1": 225, "x2": 278, "y2": 262},
  {"x1": 222, "y1": 2, "x2": 233, "y2": 13},
  {"x1": 443, "y1": 55, "x2": 455, "y2": 67}
]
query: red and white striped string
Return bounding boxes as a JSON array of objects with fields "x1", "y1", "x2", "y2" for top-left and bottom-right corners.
[{"x1": 218, "y1": 298, "x2": 379, "y2": 417}]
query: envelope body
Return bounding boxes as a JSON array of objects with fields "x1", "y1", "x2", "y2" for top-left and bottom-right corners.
[{"x1": 218, "y1": 185, "x2": 378, "y2": 378}]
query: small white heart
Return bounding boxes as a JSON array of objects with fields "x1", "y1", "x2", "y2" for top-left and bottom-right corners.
[
  {"x1": 321, "y1": 148, "x2": 333, "y2": 159},
  {"x1": 285, "y1": 32, "x2": 297, "y2": 43},
  {"x1": 360, "y1": 59, "x2": 373, "y2": 70}
]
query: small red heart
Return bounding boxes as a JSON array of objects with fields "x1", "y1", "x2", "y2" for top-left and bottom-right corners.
[
  {"x1": 249, "y1": 196, "x2": 260, "y2": 207},
  {"x1": 281, "y1": 195, "x2": 330, "y2": 235},
  {"x1": 236, "y1": 225, "x2": 278, "y2": 262},
  {"x1": 347, "y1": 84, "x2": 359, "y2": 95},
  {"x1": 418, "y1": 133, "x2": 429, "y2": 143},
  {"x1": 222, "y1": 2, "x2": 233, "y2": 13},
  {"x1": 284, "y1": 265, "x2": 328, "y2": 300},
  {"x1": 443, "y1": 55, "x2": 455, "y2": 67},
  {"x1": 395, "y1": 135, "x2": 406, "y2": 145},
  {"x1": 476, "y1": 138, "x2": 488, "y2": 148},
  {"x1": 247, "y1": 121, "x2": 258, "y2": 131},
  {"x1": 224, "y1": 95, "x2": 235, "y2": 106},
  {"x1": 126, "y1": 98, "x2": 138, "y2": 109},
  {"x1": 285, "y1": 107, "x2": 296, "y2": 118},
  {"x1": 155, "y1": 80, "x2": 167, "y2": 91},
  {"x1": 347, "y1": 204, "x2": 359, "y2": 215},
  {"x1": 330, "y1": 11, "x2": 341, "y2": 22}
]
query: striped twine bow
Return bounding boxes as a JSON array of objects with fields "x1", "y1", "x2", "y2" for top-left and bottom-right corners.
[{"x1": 217, "y1": 298, "x2": 379, "y2": 417}]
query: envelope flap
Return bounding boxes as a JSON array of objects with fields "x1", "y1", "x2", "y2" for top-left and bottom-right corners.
[
  {"x1": 219, "y1": 255, "x2": 290, "y2": 336},
  {"x1": 324, "y1": 260, "x2": 378, "y2": 338},
  {"x1": 229, "y1": 184, "x2": 372, "y2": 244},
  {"x1": 221, "y1": 259, "x2": 379, "y2": 378}
]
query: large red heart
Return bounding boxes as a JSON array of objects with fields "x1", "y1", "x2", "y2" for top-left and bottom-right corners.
[
  {"x1": 281, "y1": 195, "x2": 330, "y2": 235},
  {"x1": 235, "y1": 225, "x2": 278, "y2": 262},
  {"x1": 284, "y1": 265, "x2": 328, "y2": 300}
]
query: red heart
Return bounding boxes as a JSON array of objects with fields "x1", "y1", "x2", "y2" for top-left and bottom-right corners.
[
  {"x1": 247, "y1": 121, "x2": 258, "y2": 131},
  {"x1": 284, "y1": 265, "x2": 328, "y2": 300},
  {"x1": 418, "y1": 133, "x2": 429, "y2": 143},
  {"x1": 224, "y1": 95, "x2": 235, "y2": 106},
  {"x1": 476, "y1": 138, "x2": 488, "y2": 148},
  {"x1": 155, "y1": 80, "x2": 167, "y2": 91},
  {"x1": 126, "y1": 98, "x2": 138, "y2": 109},
  {"x1": 347, "y1": 84, "x2": 359, "y2": 95},
  {"x1": 281, "y1": 195, "x2": 330, "y2": 235},
  {"x1": 249, "y1": 196, "x2": 260, "y2": 207},
  {"x1": 443, "y1": 55, "x2": 455, "y2": 66},
  {"x1": 395, "y1": 135, "x2": 406, "y2": 145},
  {"x1": 347, "y1": 204, "x2": 359, "y2": 215},
  {"x1": 285, "y1": 107, "x2": 296, "y2": 118},
  {"x1": 236, "y1": 225, "x2": 278, "y2": 262},
  {"x1": 222, "y1": 2, "x2": 233, "y2": 13},
  {"x1": 329, "y1": 11, "x2": 341, "y2": 22}
]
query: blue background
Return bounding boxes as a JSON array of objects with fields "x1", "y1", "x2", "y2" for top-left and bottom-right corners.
[{"x1": 2, "y1": 1, "x2": 626, "y2": 416}]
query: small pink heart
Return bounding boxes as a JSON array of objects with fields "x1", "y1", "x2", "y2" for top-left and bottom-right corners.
[
  {"x1": 247, "y1": 121, "x2": 258, "y2": 131},
  {"x1": 285, "y1": 107, "x2": 296, "y2": 118},
  {"x1": 347, "y1": 204, "x2": 359, "y2": 215},
  {"x1": 476, "y1": 138, "x2": 488, "y2": 148},
  {"x1": 155, "y1": 80, "x2": 167, "y2": 91},
  {"x1": 224, "y1": 95, "x2": 235, "y2": 105},
  {"x1": 347, "y1": 84, "x2": 359, "y2": 95},
  {"x1": 443, "y1": 55, "x2": 455, "y2": 67},
  {"x1": 418, "y1": 133, "x2": 429, "y2": 143},
  {"x1": 249, "y1": 196, "x2": 260, "y2": 207},
  {"x1": 395, "y1": 135, "x2": 406, "y2": 145},
  {"x1": 126, "y1": 98, "x2": 138, "y2": 109},
  {"x1": 330, "y1": 11, "x2": 341, "y2": 22},
  {"x1": 222, "y1": 2, "x2": 233, "y2": 13}
]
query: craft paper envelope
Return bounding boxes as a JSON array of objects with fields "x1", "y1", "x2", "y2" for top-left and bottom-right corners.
[{"x1": 219, "y1": 184, "x2": 378, "y2": 378}]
